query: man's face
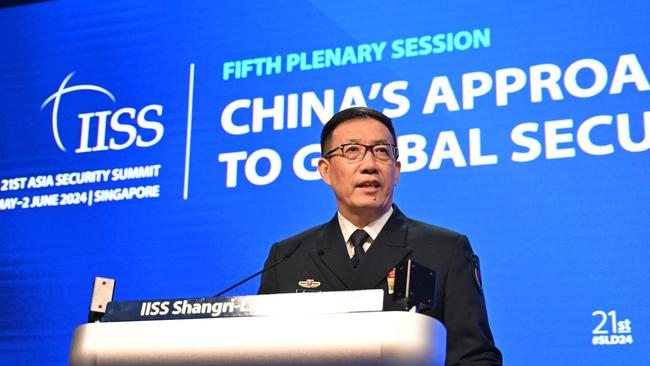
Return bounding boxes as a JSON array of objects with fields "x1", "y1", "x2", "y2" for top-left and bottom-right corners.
[{"x1": 318, "y1": 118, "x2": 401, "y2": 221}]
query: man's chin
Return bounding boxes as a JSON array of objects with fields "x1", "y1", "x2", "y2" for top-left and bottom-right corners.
[{"x1": 350, "y1": 198, "x2": 390, "y2": 212}]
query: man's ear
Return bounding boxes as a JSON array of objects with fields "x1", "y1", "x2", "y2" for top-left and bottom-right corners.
[{"x1": 318, "y1": 158, "x2": 332, "y2": 186}]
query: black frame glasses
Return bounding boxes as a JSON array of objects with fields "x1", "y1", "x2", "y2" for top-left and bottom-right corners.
[{"x1": 324, "y1": 143, "x2": 399, "y2": 162}]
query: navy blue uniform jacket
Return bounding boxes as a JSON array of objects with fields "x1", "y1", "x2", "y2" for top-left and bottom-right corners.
[{"x1": 258, "y1": 206, "x2": 502, "y2": 366}]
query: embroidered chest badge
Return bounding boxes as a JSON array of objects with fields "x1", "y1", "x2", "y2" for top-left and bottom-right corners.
[{"x1": 298, "y1": 279, "x2": 321, "y2": 289}]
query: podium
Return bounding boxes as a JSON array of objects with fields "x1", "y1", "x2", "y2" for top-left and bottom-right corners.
[{"x1": 70, "y1": 290, "x2": 446, "y2": 366}]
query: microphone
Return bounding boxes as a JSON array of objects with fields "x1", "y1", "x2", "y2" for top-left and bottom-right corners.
[{"x1": 213, "y1": 241, "x2": 302, "y2": 297}]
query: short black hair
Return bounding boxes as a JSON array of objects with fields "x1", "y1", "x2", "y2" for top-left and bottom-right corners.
[{"x1": 320, "y1": 106, "x2": 397, "y2": 155}]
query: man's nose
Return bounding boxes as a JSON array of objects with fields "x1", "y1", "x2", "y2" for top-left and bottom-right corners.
[{"x1": 359, "y1": 147, "x2": 379, "y2": 173}]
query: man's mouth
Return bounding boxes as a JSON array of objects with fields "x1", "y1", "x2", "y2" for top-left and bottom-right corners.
[{"x1": 357, "y1": 180, "x2": 381, "y2": 188}]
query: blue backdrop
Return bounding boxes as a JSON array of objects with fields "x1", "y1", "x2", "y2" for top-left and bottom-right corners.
[{"x1": 1, "y1": 1, "x2": 648, "y2": 364}]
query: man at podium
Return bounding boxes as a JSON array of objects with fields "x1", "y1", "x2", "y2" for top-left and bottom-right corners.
[{"x1": 259, "y1": 107, "x2": 502, "y2": 365}]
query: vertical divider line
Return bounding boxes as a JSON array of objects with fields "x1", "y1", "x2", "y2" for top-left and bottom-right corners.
[{"x1": 183, "y1": 63, "x2": 195, "y2": 200}]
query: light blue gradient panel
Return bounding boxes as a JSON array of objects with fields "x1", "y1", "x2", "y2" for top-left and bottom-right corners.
[{"x1": 0, "y1": 1, "x2": 648, "y2": 365}]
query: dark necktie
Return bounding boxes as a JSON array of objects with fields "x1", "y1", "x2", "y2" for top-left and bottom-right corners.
[{"x1": 350, "y1": 229, "x2": 370, "y2": 269}]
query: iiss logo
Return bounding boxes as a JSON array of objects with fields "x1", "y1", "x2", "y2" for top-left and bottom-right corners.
[{"x1": 41, "y1": 72, "x2": 164, "y2": 153}]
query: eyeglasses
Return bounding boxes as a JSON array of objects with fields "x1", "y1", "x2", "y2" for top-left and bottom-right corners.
[{"x1": 324, "y1": 143, "x2": 399, "y2": 162}]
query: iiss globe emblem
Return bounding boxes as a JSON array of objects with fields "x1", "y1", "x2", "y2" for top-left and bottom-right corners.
[{"x1": 41, "y1": 72, "x2": 164, "y2": 153}]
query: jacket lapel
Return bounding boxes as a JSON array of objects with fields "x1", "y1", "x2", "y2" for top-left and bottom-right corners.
[
  {"x1": 353, "y1": 207, "x2": 412, "y2": 289},
  {"x1": 308, "y1": 215, "x2": 355, "y2": 290}
]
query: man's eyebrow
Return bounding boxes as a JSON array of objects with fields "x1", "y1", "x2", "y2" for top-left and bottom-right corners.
[{"x1": 342, "y1": 138, "x2": 390, "y2": 144}]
